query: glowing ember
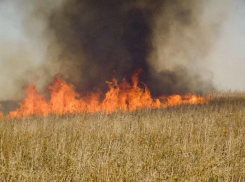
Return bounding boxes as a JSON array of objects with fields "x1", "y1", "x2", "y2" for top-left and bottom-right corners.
[{"x1": 8, "y1": 70, "x2": 207, "y2": 119}]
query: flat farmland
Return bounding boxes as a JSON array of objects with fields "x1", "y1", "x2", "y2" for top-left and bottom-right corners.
[{"x1": 0, "y1": 93, "x2": 245, "y2": 181}]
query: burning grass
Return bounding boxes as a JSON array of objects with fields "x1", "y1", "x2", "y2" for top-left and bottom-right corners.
[
  {"x1": 7, "y1": 70, "x2": 207, "y2": 119},
  {"x1": 0, "y1": 93, "x2": 245, "y2": 181}
]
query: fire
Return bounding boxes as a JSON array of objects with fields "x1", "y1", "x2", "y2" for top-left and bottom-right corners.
[{"x1": 8, "y1": 70, "x2": 207, "y2": 119}]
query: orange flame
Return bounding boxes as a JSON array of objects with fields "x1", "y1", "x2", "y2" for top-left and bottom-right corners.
[{"x1": 9, "y1": 70, "x2": 207, "y2": 119}]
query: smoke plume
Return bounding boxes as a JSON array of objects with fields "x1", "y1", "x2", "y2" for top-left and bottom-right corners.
[{"x1": 0, "y1": 0, "x2": 230, "y2": 103}]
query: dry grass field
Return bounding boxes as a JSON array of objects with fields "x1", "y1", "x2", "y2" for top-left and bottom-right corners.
[{"x1": 0, "y1": 93, "x2": 245, "y2": 181}]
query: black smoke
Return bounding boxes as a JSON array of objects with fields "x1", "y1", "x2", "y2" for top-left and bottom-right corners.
[{"x1": 43, "y1": 0, "x2": 216, "y2": 96}]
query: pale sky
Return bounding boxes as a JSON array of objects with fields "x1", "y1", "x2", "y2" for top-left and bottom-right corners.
[
  {"x1": 0, "y1": 1, "x2": 26, "y2": 42},
  {"x1": 0, "y1": 0, "x2": 245, "y2": 93},
  {"x1": 207, "y1": 0, "x2": 245, "y2": 91}
]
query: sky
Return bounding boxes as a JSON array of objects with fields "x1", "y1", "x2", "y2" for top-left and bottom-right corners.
[
  {"x1": 207, "y1": 0, "x2": 245, "y2": 91},
  {"x1": 0, "y1": 0, "x2": 245, "y2": 95},
  {"x1": 0, "y1": 1, "x2": 46, "y2": 63}
]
